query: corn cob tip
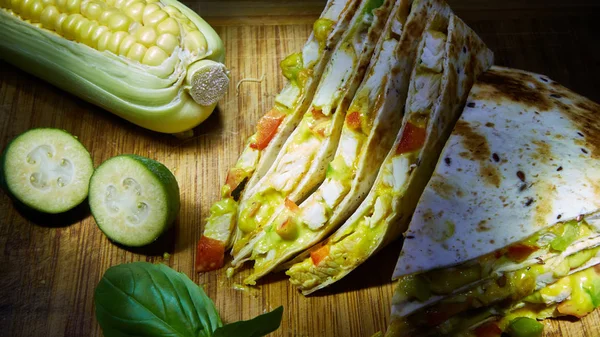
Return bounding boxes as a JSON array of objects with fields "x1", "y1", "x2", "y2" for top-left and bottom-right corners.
[{"x1": 186, "y1": 60, "x2": 229, "y2": 106}]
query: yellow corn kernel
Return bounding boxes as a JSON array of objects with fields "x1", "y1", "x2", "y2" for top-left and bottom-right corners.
[
  {"x1": 107, "y1": 12, "x2": 131, "y2": 31},
  {"x1": 81, "y1": 1, "x2": 105, "y2": 21},
  {"x1": 162, "y1": 5, "x2": 182, "y2": 19},
  {"x1": 61, "y1": 13, "x2": 83, "y2": 40},
  {"x1": 156, "y1": 33, "x2": 177, "y2": 54},
  {"x1": 40, "y1": 5, "x2": 59, "y2": 30},
  {"x1": 40, "y1": 0, "x2": 55, "y2": 6},
  {"x1": 65, "y1": 0, "x2": 80, "y2": 14},
  {"x1": 142, "y1": 45, "x2": 168, "y2": 66},
  {"x1": 183, "y1": 30, "x2": 206, "y2": 55},
  {"x1": 135, "y1": 26, "x2": 156, "y2": 47},
  {"x1": 142, "y1": 2, "x2": 160, "y2": 16},
  {"x1": 123, "y1": 1, "x2": 144, "y2": 22},
  {"x1": 78, "y1": 19, "x2": 97, "y2": 45},
  {"x1": 9, "y1": 0, "x2": 22, "y2": 13},
  {"x1": 28, "y1": 1, "x2": 45, "y2": 22},
  {"x1": 17, "y1": 0, "x2": 33, "y2": 16},
  {"x1": 126, "y1": 42, "x2": 147, "y2": 62},
  {"x1": 89, "y1": 25, "x2": 110, "y2": 46},
  {"x1": 107, "y1": 31, "x2": 128, "y2": 54},
  {"x1": 98, "y1": 8, "x2": 119, "y2": 26},
  {"x1": 54, "y1": 0, "x2": 66, "y2": 11},
  {"x1": 53, "y1": 13, "x2": 68, "y2": 35},
  {"x1": 96, "y1": 30, "x2": 111, "y2": 51},
  {"x1": 142, "y1": 8, "x2": 167, "y2": 27},
  {"x1": 156, "y1": 17, "x2": 179, "y2": 36},
  {"x1": 118, "y1": 34, "x2": 136, "y2": 55},
  {"x1": 113, "y1": 0, "x2": 135, "y2": 8}
]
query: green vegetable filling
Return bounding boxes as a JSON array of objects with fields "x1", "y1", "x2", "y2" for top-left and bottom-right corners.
[
  {"x1": 507, "y1": 317, "x2": 543, "y2": 337},
  {"x1": 280, "y1": 52, "x2": 305, "y2": 87}
]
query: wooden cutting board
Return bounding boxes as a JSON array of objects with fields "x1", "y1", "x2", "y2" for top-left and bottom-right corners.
[{"x1": 1, "y1": 1, "x2": 600, "y2": 336}]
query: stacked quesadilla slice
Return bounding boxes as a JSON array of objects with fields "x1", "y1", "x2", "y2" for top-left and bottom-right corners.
[
  {"x1": 240, "y1": 0, "x2": 447, "y2": 285},
  {"x1": 386, "y1": 66, "x2": 600, "y2": 336},
  {"x1": 196, "y1": 0, "x2": 361, "y2": 271},
  {"x1": 286, "y1": 9, "x2": 493, "y2": 295},
  {"x1": 230, "y1": 0, "x2": 395, "y2": 269}
]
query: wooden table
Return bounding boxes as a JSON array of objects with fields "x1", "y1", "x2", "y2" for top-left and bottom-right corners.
[{"x1": 1, "y1": 0, "x2": 600, "y2": 336}]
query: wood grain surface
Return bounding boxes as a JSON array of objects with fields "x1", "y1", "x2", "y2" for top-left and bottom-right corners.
[{"x1": 1, "y1": 1, "x2": 600, "y2": 336}]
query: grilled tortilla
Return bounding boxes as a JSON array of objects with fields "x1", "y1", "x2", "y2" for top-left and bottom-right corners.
[
  {"x1": 240, "y1": 0, "x2": 452, "y2": 285},
  {"x1": 432, "y1": 264, "x2": 600, "y2": 337},
  {"x1": 286, "y1": 12, "x2": 493, "y2": 295},
  {"x1": 386, "y1": 66, "x2": 600, "y2": 336},
  {"x1": 196, "y1": 0, "x2": 361, "y2": 272},
  {"x1": 230, "y1": 0, "x2": 395, "y2": 268}
]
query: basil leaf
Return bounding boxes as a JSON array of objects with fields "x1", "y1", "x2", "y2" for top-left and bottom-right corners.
[
  {"x1": 213, "y1": 306, "x2": 283, "y2": 337},
  {"x1": 95, "y1": 262, "x2": 222, "y2": 337}
]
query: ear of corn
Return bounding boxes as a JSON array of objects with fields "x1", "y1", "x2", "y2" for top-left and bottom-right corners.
[{"x1": 0, "y1": 0, "x2": 229, "y2": 134}]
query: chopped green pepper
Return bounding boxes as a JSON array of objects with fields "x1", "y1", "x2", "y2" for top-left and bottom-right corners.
[
  {"x1": 506, "y1": 317, "x2": 544, "y2": 337},
  {"x1": 550, "y1": 221, "x2": 578, "y2": 252},
  {"x1": 397, "y1": 274, "x2": 431, "y2": 302}
]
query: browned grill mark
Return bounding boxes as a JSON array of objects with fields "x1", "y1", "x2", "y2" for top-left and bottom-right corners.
[
  {"x1": 454, "y1": 120, "x2": 502, "y2": 187},
  {"x1": 534, "y1": 183, "x2": 557, "y2": 227},
  {"x1": 531, "y1": 140, "x2": 552, "y2": 164},
  {"x1": 560, "y1": 95, "x2": 600, "y2": 159},
  {"x1": 473, "y1": 68, "x2": 553, "y2": 111},
  {"x1": 517, "y1": 170, "x2": 525, "y2": 182}
]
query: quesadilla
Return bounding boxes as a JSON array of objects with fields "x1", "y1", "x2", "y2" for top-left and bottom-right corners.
[
  {"x1": 239, "y1": 0, "x2": 451, "y2": 285},
  {"x1": 286, "y1": 12, "x2": 493, "y2": 295},
  {"x1": 229, "y1": 0, "x2": 395, "y2": 267},
  {"x1": 196, "y1": 0, "x2": 361, "y2": 271},
  {"x1": 431, "y1": 264, "x2": 600, "y2": 336},
  {"x1": 386, "y1": 66, "x2": 600, "y2": 336}
]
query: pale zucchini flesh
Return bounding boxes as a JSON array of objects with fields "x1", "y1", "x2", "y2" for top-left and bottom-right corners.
[
  {"x1": 88, "y1": 154, "x2": 180, "y2": 247},
  {"x1": 1, "y1": 128, "x2": 94, "y2": 214}
]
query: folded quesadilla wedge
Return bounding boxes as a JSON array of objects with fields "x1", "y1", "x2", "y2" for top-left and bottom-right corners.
[
  {"x1": 286, "y1": 12, "x2": 493, "y2": 295},
  {"x1": 431, "y1": 263, "x2": 600, "y2": 337},
  {"x1": 196, "y1": 0, "x2": 361, "y2": 272},
  {"x1": 240, "y1": 0, "x2": 448, "y2": 285},
  {"x1": 229, "y1": 0, "x2": 395, "y2": 267},
  {"x1": 386, "y1": 66, "x2": 600, "y2": 336}
]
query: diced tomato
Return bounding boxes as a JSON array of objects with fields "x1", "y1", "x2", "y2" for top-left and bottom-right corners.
[
  {"x1": 345, "y1": 111, "x2": 361, "y2": 130},
  {"x1": 225, "y1": 167, "x2": 247, "y2": 196},
  {"x1": 311, "y1": 107, "x2": 326, "y2": 120},
  {"x1": 506, "y1": 243, "x2": 538, "y2": 262},
  {"x1": 250, "y1": 108, "x2": 285, "y2": 150},
  {"x1": 195, "y1": 235, "x2": 225, "y2": 272},
  {"x1": 284, "y1": 198, "x2": 300, "y2": 213},
  {"x1": 310, "y1": 244, "x2": 330, "y2": 266},
  {"x1": 396, "y1": 122, "x2": 427, "y2": 154},
  {"x1": 473, "y1": 322, "x2": 503, "y2": 337}
]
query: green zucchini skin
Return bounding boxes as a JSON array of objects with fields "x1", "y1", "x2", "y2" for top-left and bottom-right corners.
[
  {"x1": 1, "y1": 128, "x2": 94, "y2": 214},
  {"x1": 89, "y1": 154, "x2": 180, "y2": 247}
]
